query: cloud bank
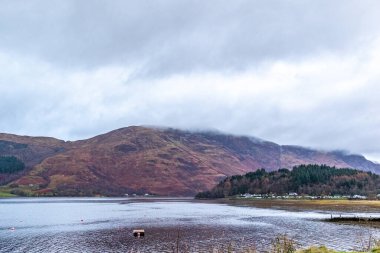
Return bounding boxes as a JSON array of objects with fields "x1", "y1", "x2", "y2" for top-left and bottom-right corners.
[{"x1": 0, "y1": 0, "x2": 380, "y2": 161}]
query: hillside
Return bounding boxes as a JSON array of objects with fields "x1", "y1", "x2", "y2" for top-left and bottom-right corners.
[
  {"x1": 195, "y1": 165, "x2": 380, "y2": 198},
  {"x1": 1, "y1": 126, "x2": 380, "y2": 196},
  {"x1": 0, "y1": 134, "x2": 66, "y2": 185}
]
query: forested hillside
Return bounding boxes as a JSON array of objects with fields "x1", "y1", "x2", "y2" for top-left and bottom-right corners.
[
  {"x1": 0, "y1": 156, "x2": 25, "y2": 174},
  {"x1": 195, "y1": 165, "x2": 380, "y2": 198},
  {"x1": 0, "y1": 156, "x2": 26, "y2": 185}
]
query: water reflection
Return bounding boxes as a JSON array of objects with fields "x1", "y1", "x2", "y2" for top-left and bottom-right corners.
[{"x1": 0, "y1": 198, "x2": 379, "y2": 252}]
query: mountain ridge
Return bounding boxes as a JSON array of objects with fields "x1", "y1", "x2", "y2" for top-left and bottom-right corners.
[{"x1": 0, "y1": 126, "x2": 379, "y2": 196}]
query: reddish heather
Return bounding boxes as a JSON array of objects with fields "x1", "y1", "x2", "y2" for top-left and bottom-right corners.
[{"x1": 1, "y1": 126, "x2": 379, "y2": 196}]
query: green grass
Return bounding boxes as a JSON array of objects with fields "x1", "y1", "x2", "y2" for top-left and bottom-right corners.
[
  {"x1": 201, "y1": 234, "x2": 380, "y2": 253},
  {"x1": 297, "y1": 246, "x2": 380, "y2": 253},
  {"x1": 0, "y1": 191, "x2": 16, "y2": 197}
]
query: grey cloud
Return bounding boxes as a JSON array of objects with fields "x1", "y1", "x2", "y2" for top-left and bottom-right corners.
[
  {"x1": 1, "y1": 0, "x2": 380, "y2": 162},
  {"x1": 1, "y1": 0, "x2": 380, "y2": 77},
  {"x1": 242, "y1": 83, "x2": 380, "y2": 158}
]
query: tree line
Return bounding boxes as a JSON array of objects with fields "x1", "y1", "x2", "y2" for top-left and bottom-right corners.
[
  {"x1": 0, "y1": 156, "x2": 25, "y2": 174},
  {"x1": 195, "y1": 164, "x2": 380, "y2": 198}
]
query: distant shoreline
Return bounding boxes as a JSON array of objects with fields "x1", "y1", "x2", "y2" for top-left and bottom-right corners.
[{"x1": 201, "y1": 198, "x2": 380, "y2": 213}]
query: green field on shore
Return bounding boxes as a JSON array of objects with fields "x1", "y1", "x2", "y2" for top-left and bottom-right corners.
[{"x1": 0, "y1": 190, "x2": 16, "y2": 197}]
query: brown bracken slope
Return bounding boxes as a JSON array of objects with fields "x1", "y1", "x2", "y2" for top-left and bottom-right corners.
[{"x1": 1, "y1": 126, "x2": 379, "y2": 196}]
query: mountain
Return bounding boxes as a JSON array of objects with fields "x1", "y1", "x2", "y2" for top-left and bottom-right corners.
[{"x1": 0, "y1": 126, "x2": 379, "y2": 196}]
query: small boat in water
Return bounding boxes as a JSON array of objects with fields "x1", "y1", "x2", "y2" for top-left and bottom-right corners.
[{"x1": 133, "y1": 229, "x2": 145, "y2": 238}]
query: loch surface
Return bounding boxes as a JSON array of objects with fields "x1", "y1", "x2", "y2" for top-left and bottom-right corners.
[{"x1": 0, "y1": 198, "x2": 379, "y2": 252}]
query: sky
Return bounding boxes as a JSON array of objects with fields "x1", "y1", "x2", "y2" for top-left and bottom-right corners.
[{"x1": 0, "y1": 0, "x2": 380, "y2": 162}]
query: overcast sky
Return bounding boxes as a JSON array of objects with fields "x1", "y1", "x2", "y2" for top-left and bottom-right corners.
[{"x1": 1, "y1": 0, "x2": 380, "y2": 161}]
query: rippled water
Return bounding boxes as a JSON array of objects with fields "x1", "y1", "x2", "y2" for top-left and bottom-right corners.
[{"x1": 0, "y1": 198, "x2": 379, "y2": 252}]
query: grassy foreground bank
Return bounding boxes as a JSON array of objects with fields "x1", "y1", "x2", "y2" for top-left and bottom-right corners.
[
  {"x1": 297, "y1": 246, "x2": 380, "y2": 253},
  {"x1": 172, "y1": 234, "x2": 380, "y2": 253}
]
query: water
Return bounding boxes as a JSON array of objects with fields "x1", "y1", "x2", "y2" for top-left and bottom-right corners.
[{"x1": 0, "y1": 198, "x2": 379, "y2": 252}]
